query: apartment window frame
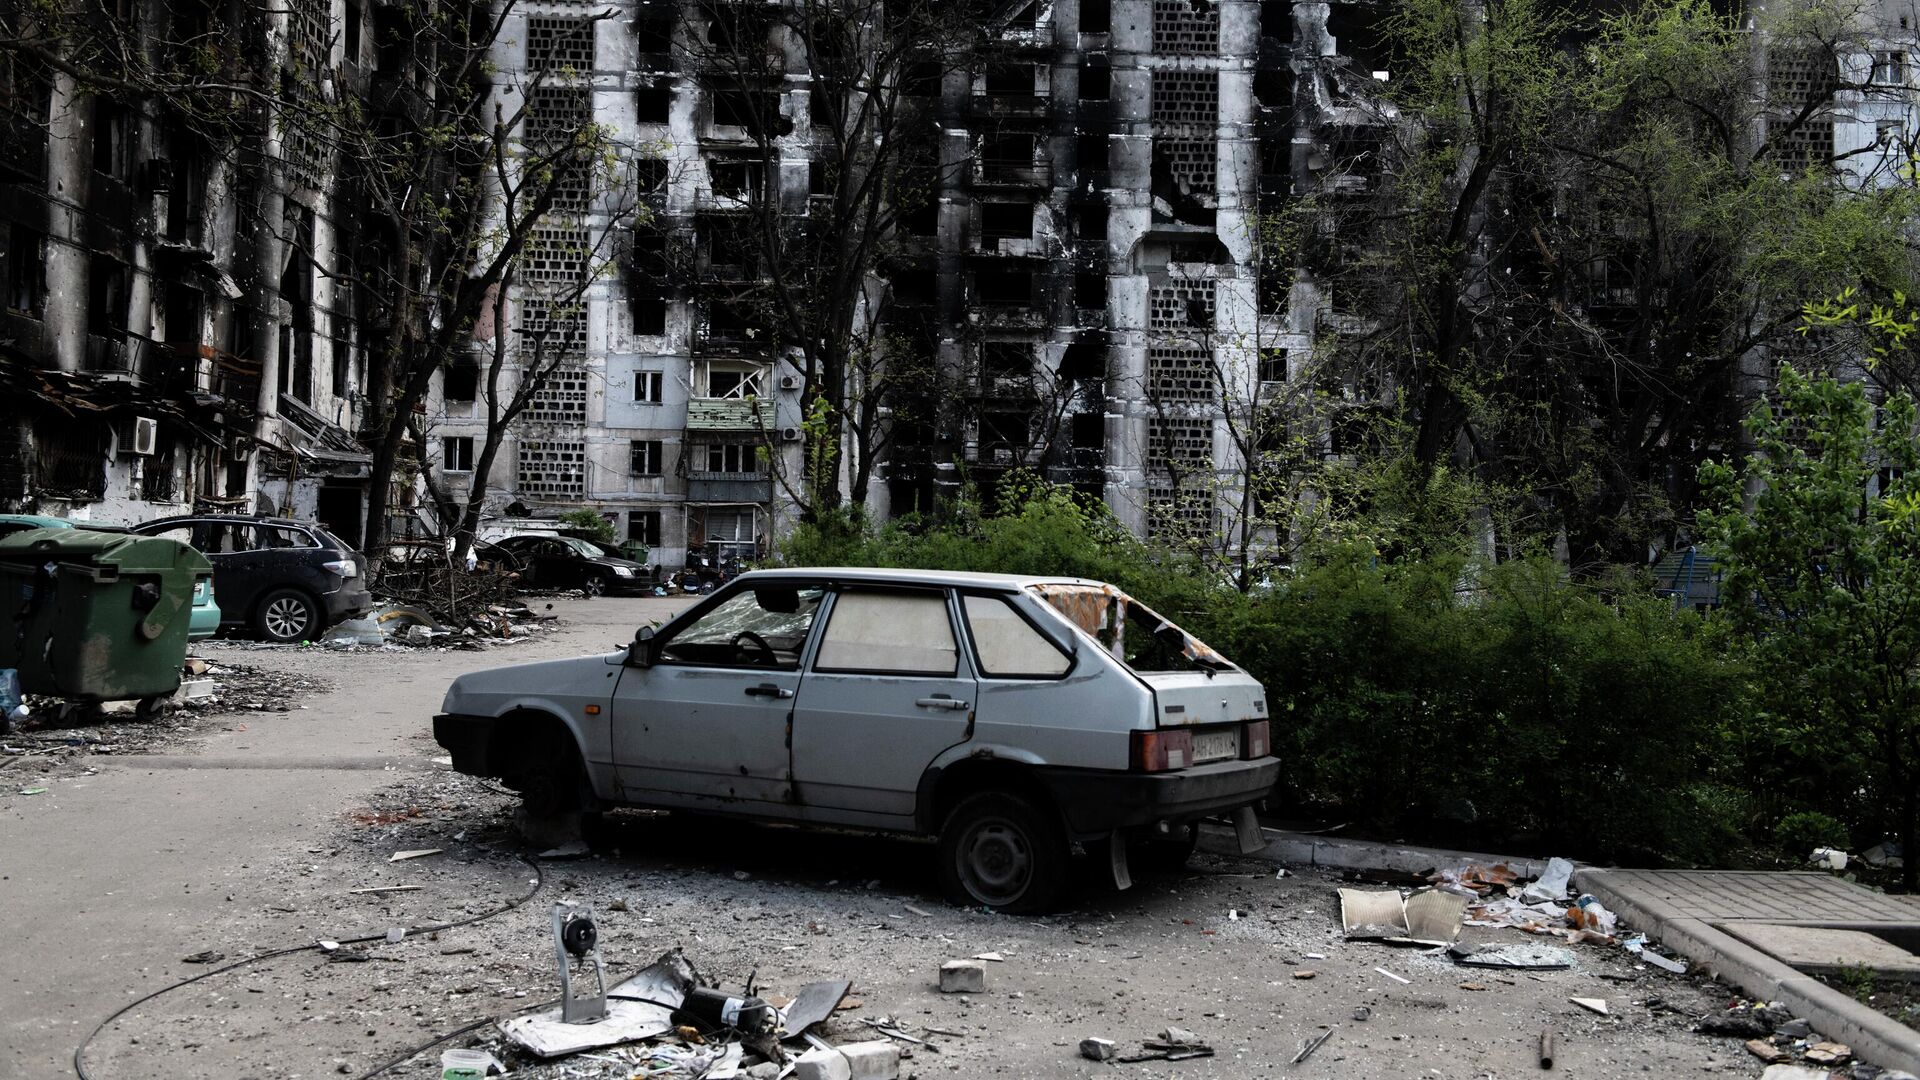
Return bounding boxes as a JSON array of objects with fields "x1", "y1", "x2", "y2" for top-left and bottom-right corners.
[
  {"x1": 628, "y1": 509, "x2": 663, "y2": 547},
  {"x1": 633, "y1": 369, "x2": 664, "y2": 403},
  {"x1": 630, "y1": 438, "x2": 664, "y2": 476},
  {"x1": 6, "y1": 225, "x2": 47, "y2": 317},
  {"x1": 443, "y1": 435, "x2": 475, "y2": 472}
]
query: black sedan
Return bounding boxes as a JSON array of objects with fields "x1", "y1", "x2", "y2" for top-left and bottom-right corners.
[{"x1": 488, "y1": 534, "x2": 654, "y2": 595}]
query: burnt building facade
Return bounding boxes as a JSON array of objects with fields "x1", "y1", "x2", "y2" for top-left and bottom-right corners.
[
  {"x1": 428, "y1": 0, "x2": 1398, "y2": 559},
  {"x1": 0, "y1": 0, "x2": 379, "y2": 540}
]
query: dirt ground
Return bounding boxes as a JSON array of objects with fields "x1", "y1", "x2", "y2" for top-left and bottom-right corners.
[{"x1": 0, "y1": 596, "x2": 1838, "y2": 1079}]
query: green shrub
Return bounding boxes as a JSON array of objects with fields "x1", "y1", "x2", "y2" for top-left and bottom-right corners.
[
  {"x1": 557, "y1": 508, "x2": 616, "y2": 545},
  {"x1": 1774, "y1": 810, "x2": 1850, "y2": 856}
]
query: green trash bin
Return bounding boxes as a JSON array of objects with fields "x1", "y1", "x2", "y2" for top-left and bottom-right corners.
[{"x1": 0, "y1": 527, "x2": 212, "y2": 702}]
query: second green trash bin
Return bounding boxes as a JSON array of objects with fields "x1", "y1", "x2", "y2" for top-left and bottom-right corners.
[{"x1": 0, "y1": 527, "x2": 212, "y2": 701}]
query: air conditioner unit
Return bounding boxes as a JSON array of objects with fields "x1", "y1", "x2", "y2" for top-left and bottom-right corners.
[
  {"x1": 777, "y1": 374, "x2": 801, "y2": 391},
  {"x1": 131, "y1": 416, "x2": 158, "y2": 455},
  {"x1": 779, "y1": 426, "x2": 802, "y2": 442}
]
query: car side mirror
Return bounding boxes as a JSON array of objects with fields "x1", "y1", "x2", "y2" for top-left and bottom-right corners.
[{"x1": 626, "y1": 626, "x2": 656, "y2": 668}]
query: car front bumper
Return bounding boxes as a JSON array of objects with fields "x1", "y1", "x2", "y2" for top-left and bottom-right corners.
[
  {"x1": 434, "y1": 712, "x2": 501, "y2": 777},
  {"x1": 1034, "y1": 757, "x2": 1280, "y2": 839}
]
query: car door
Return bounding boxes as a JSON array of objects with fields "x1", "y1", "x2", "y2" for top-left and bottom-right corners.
[
  {"x1": 788, "y1": 587, "x2": 977, "y2": 825},
  {"x1": 194, "y1": 520, "x2": 265, "y2": 622},
  {"x1": 609, "y1": 581, "x2": 825, "y2": 811},
  {"x1": 535, "y1": 539, "x2": 581, "y2": 588},
  {"x1": 140, "y1": 521, "x2": 235, "y2": 624}
]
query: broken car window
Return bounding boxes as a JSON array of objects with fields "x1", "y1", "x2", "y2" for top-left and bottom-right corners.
[
  {"x1": 260, "y1": 527, "x2": 318, "y2": 549},
  {"x1": 1028, "y1": 584, "x2": 1231, "y2": 675},
  {"x1": 814, "y1": 591, "x2": 958, "y2": 676},
  {"x1": 657, "y1": 586, "x2": 823, "y2": 670},
  {"x1": 205, "y1": 523, "x2": 258, "y2": 553}
]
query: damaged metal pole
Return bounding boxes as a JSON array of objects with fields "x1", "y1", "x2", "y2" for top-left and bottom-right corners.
[
  {"x1": 1291, "y1": 1027, "x2": 1334, "y2": 1065},
  {"x1": 1538, "y1": 1028, "x2": 1556, "y2": 1069}
]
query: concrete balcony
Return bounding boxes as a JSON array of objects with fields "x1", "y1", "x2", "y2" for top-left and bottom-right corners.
[{"x1": 685, "y1": 397, "x2": 774, "y2": 432}]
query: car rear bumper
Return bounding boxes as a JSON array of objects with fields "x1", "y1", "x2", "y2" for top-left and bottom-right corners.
[
  {"x1": 434, "y1": 712, "x2": 501, "y2": 777},
  {"x1": 1034, "y1": 757, "x2": 1280, "y2": 838},
  {"x1": 323, "y1": 583, "x2": 374, "y2": 621}
]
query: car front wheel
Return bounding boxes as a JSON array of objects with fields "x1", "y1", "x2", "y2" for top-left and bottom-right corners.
[
  {"x1": 938, "y1": 790, "x2": 1068, "y2": 913},
  {"x1": 582, "y1": 573, "x2": 607, "y2": 597},
  {"x1": 254, "y1": 588, "x2": 320, "y2": 643}
]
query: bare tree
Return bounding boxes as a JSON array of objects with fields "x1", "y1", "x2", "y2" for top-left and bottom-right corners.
[{"x1": 344, "y1": 3, "x2": 624, "y2": 567}]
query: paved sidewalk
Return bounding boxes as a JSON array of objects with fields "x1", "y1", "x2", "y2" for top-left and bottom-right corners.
[
  {"x1": 1578, "y1": 867, "x2": 1920, "y2": 1076},
  {"x1": 1587, "y1": 869, "x2": 1920, "y2": 926}
]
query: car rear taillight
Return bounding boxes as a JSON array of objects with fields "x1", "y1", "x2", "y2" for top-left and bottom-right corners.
[
  {"x1": 1132, "y1": 728, "x2": 1194, "y2": 772},
  {"x1": 323, "y1": 558, "x2": 358, "y2": 579},
  {"x1": 1242, "y1": 720, "x2": 1270, "y2": 759}
]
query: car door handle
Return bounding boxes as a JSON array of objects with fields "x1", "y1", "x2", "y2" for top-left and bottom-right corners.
[
  {"x1": 745, "y1": 684, "x2": 793, "y2": 699},
  {"x1": 916, "y1": 697, "x2": 970, "y2": 711}
]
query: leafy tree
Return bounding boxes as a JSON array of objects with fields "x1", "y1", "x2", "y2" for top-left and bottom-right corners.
[
  {"x1": 1700, "y1": 361, "x2": 1920, "y2": 890},
  {"x1": 1318, "y1": 0, "x2": 1920, "y2": 568}
]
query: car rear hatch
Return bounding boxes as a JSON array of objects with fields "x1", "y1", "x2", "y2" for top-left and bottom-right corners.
[
  {"x1": 1029, "y1": 583, "x2": 1273, "y2": 770},
  {"x1": 1137, "y1": 671, "x2": 1269, "y2": 766}
]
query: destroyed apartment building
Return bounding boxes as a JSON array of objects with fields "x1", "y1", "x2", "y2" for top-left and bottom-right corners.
[
  {"x1": 0, "y1": 0, "x2": 379, "y2": 542},
  {"x1": 415, "y1": 0, "x2": 1401, "y2": 565},
  {"x1": 5, "y1": 0, "x2": 1918, "y2": 564}
]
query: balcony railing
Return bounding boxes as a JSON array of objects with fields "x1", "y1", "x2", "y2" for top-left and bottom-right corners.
[{"x1": 686, "y1": 398, "x2": 774, "y2": 431}]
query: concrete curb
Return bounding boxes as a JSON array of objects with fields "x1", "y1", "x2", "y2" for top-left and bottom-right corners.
[
  {"x1": 1198, "y1": 822, "x2": 1552, "y2": 879},
  {"x1": 1576, "y1": 868, "x2": 1920, "y2": 1076}
]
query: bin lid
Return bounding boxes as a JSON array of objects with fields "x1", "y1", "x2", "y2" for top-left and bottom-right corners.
[{"x1": 0, "y1": 526, "x2": 213, "y2": 575}]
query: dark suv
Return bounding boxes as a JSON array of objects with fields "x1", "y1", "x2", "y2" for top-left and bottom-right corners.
[{"x1": 130, "y1": 515, "x2": 372, "y2": 642}]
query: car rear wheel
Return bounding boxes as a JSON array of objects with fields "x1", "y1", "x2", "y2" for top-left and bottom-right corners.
[
  {"x1": 254, "y1": 588, "x2": 319, "y2": 643},
  {"x1": 938, "y1": 790, "x2": 1068, "y2": 913}
]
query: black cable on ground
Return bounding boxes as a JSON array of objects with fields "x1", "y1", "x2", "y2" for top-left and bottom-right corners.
[{"x1": 73, "y1": 849, "x2": 547, "y2": 1080}]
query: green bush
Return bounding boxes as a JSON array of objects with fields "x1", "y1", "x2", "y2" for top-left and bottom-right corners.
[
  {"x1": 557, "y1": 508, "x2": 616, "y2": 545},
  {"x1": 1233, "y1": 553, "x2": 1748, "y2": 863},
  {"x1": 1774, "y1": 811, "x2": 1850, "y2": 856}
]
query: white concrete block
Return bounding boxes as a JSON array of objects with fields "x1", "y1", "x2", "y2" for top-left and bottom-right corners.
[
  {"x1": 939, "y1": 959, "x2": 986, "y2": 993},
  {"x1": 792, "y1": 1046, "x2": 851, "y2": 1080},
  {"x1": 836, "y1": 1039, "x2": 900, "y2": 1080}
]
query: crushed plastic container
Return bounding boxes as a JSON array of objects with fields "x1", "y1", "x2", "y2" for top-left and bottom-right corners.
[
  {"x1": 0, "y1": 527, "x2": 210, "y2": 701},
  {"x1": 439, "y1": 1047, "x2": 492, "y2": 1079}
]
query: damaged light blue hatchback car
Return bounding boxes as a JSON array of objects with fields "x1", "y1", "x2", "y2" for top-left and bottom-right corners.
[{"x1": 435, "y1": 568, "x2": 1278, "y2": 911}]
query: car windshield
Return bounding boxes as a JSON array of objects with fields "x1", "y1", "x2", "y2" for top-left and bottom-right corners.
[
  {"x1": 1028, "y1": 583, "x2": 1233, "y2": 675},
  {"x1": 658, "y1": 586, "x2": 824, "y2": 669},
  {"x1": 554, "y1": 537, "x2": 601, "y2": 557}
]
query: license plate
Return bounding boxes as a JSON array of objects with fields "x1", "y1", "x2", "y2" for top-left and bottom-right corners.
[{"x1": 1191, "y1": 728, "x2": 1239, "y2": 764}]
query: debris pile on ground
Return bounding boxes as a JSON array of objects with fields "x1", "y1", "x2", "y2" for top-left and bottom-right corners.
[
  {"x1": 318, "y1": 601, "x2": 561, "y2": 650},
  {"x1": 439, "y1": 943, "x2": 908, "y2": 1079},
  {"x1": 1417, "y1": 858, "x2": 1690, "y2": 972},
  {"x1": 373, "y1": 553, "x2": 524, "y2": 628},
  {"x1": 0, "y1": 658, "x2": 330, "y2": 766},
  {"x1": 1689, "y1": 1000, "x2": 1920, "y2": 1077}
]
